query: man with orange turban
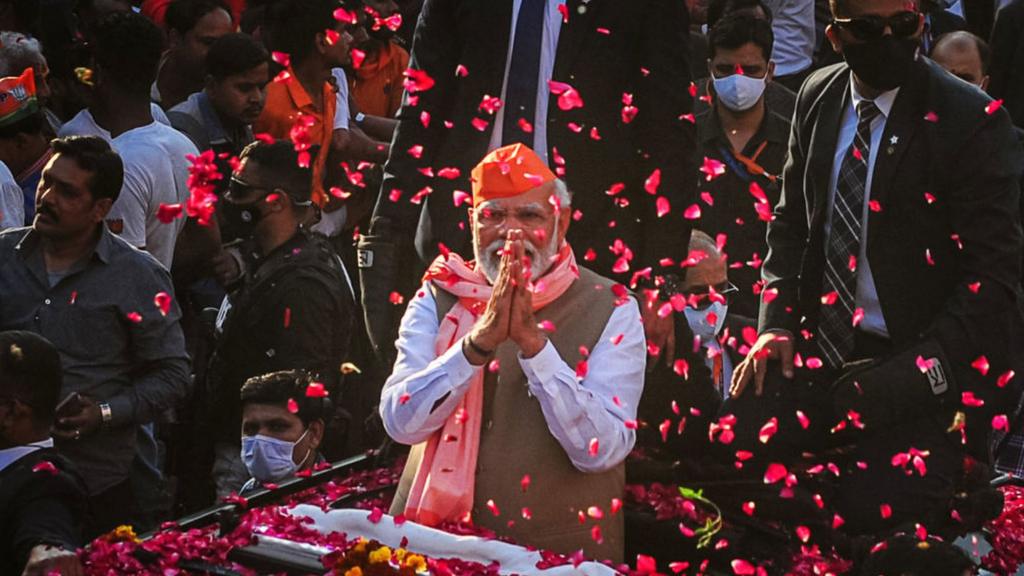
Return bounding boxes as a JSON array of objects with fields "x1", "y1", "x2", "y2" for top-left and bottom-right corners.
[{"x1": 379, "y1": 144, "x2": 646, "y2": 562}]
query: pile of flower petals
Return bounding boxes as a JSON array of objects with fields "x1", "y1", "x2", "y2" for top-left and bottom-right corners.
[{"x1": 983, "y1": 484, "x2": 1024, "y2": 574}]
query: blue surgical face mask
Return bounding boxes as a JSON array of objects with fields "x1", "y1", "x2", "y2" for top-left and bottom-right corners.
[
  {"x1": 684, "y1": 301, "x2": 728, "y2": 343},
  {"x1": 241, "y1": 428, "x2": 311, "y2": 484},
  {"x1": 712, "y1": 72, "x2": 768, "y2": 112}
]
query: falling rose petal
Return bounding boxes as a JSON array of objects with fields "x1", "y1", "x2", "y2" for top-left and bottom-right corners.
[
  {"x1": 587, "y1": 506, "x2": 604, "y2": 519},
  {"x1": 588, "y1": 438, "x2": 600, "y2": 456},
  {"x1": 805, "y1": 357, "x2": 824, "y2": 369},
  {"x1": 305, "y1": 382, "x2": 328, "y2": 398},
  {"x1": 998, "y1": 370, "x2": 1016, "y2": 388},
  {"x1": 156, "y1": 202, "x2": 183, "y2": 224},
  {"x1": 742, "y1": 501, "x2": 756, "y2": 516},
  {"x1": 126, "y1": 312, "x2": 143, "y2": 323},
  {"x1": 367, "y1": 507, "x2": 384, "y2": 523},
  {"x1": 985, "y1": 99, "x2": 1004, "y2": 115},
  {"x1": 700, "y1": 157, "x2": 726, "y2": 181},
  {"x1": 764, "y1": 463, "x2": 787, "y2": 484},
  {"x1": 731, "y1": 559, "x2": 756, "y2": 575},
  {"x1": 537, "y1": 319, "x2": 556, "y2": 332},
  {"x1": 960, "y1": 392, "x2": 986, "y2": 408},
  {"x1": 925, "y1": 249, "x2": 935, "y2": 266},
  {"x1": 924, "y1": 192, "x2": 937, "y2": 204},
  {"x1": 669, "y1": 561, "x2": 690, "y2": 573},
  {"x1": 388, "y1": 291, "x2": 404, "y2": 305},
  {"x1": 486, "y1": 499, "x2": 500, "y2": 516},
  {"x1": 924, "y1": 111, "x2": 939, "y2": 122},
  {"x1": 971, "y1": 355, "x2": 990, "y2": 376},
  {"x1": 796, "y1": 525, "x2": 811, "y2": 543},
  {"x1": 398, "y1": 392, "x2": 411, "y2": 405},
  {"x1": 333, "y1": 7, "x2": 356, "y2": 23},
  {"x1": 403, "y1": 68, "x2": 435, "y2": 93},
  {"x1": 575, "y1": 359, "x2": 589, "y2": 379},
  {"x1": 993, "y1": 414, "x2": 1010, "y2": 432},
  {"x1": 287, "y1": 398, "x2": 299, "y2": 414},
  {"x1": 761, "y1": 287, "x2": 778, "y2": 303},
  {"x1": 656, "y1": 196, "x2": 671, "y2": 218},
  {"x1": 350, "y1": 48, "x2": 366, "y2": 69},
  {"x1": 455, "y1": 64, "x2": 469, "y2": 77},
  {"x1": 153, "y1": 292, "x2": 172, "y2": 317},
  {"x1": 590, "y1": 525, "x2": 603, "y2": 544},
  {"x1": 644, "y1": 169, "x2": 661, "y2": 195},
  {"x1": 488, "y1": 359, "x2": 501, "y2": 373},
  {"x1": 547, "y1": 80, "x2": 584, "y2": 110},
  {"x1": 852, "y1": 307, "x2": 865, "y2": 327},
  {"x1": 967, "y1": 281, "x2": 981, "y2": 293},
  {"x1": 271, "y1": 51, "x2": 291, "y2": 67},
  {"x1": 683, "y1": 204, "x2": 702, "y2": 220},
  {"x1": 32, "y1": 460, "x2": 58, "y2": 475},
  {"x1": 758, "y1": 417, "x2": 778, "y2": 444},
  {"x1": 880, "y1": 504, "x2": 892, "y2": 518},
  {"x1": 915, "y1": 355, "x2": 934, "y2": 373},
  {"x1": 796, "y1": 410, "x2": 810, "y2": 429},
  {"x1": 520, "y1": 474, "x2": 531, "y2": 492},
  {"x1": 673, "y1": 359, "x2": 690, "y2": 379}
]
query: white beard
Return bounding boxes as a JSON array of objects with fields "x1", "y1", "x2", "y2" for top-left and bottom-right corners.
[{"x1": 474, "y1": 232, "x2": 559, "y2": 284}]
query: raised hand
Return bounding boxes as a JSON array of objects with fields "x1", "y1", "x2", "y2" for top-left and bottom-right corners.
[
  {"x1": 465, "y1": 236, "x2": 516, "y2": 364},
  {"x1": 507, "y1": 231, "x2": 547, "y2": 358}
]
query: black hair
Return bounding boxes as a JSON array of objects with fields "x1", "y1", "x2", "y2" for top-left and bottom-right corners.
[
  {"x1": 0, "y1": 331, "x2": 63, "y2": 427},
  {"x1": 93, "y1": 11, "x2": 165, "y2": 97},
  {"x1": 240, "y1": 369, "x2": 330, "y2": 427},
  {"x1": 238, "y1": 139, "x2": 314, "y2": 203},
  {"x1": 857, "y1": 535, "x2": 974, "y2": 576},
  {"x1": 0, "y1": 110, "x2": 44, "y2": 140},
  {"x1": 206, "y1": 32, "x2": 270, "y2": 81},
  {"x1": 166, "y1": 0, "x2": 232, "y2": 35},
  {"x1": 708, "y1": 13, "x2": 775, "y2": 62},
  {"x1": 708, "y1": 0, "x2": 773, "y2": 28},
  {"x1": 263, "y1": 0, "x2": 341, "y2": 66},
  {"x1": 50, "y1": 135, "x2": 124, "y2": 203}
]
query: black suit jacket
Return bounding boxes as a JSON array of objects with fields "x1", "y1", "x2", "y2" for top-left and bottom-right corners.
[
  {"x1": 373, "y1": 0, "x2": 696, "y2": 276},
  {"x1": 990, "y1": 0, "x2": 1024, "y2": 128},
  {"x1": 0, "y1": 448, "x2": 88, "y2": 575},
  {"x1": 760, "y1": 58, "x2": 1024, "y2": 458}
]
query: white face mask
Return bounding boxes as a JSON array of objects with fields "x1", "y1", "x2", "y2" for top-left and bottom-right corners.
[
  {"x1": 241, "y1": 428, "x2": 311, "y2": 484},
  {"x1": 684, "y1": 301, "x2": 728, "y2": 343},
  {"x1": 712, "y1": 73, "x2": 767, "y2": 112}
]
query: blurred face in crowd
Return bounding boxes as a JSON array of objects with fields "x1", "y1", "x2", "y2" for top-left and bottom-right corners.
[
  {"x1": 826, "y1": 0, "x2": 924, "y2": 91},
  {"x1": 171, "y1": 7, "x2": 234, "y2": 76},
  {"x1": 241, "y1": 402, "x2": 323, "y2": 470},
  {"x1": 33, "y1": 154, "x2": 111, "y2": 242},
  {"x1": 470, "y1": 182, "x2": 571, "y2": 283},
  {"x1": 931, "y1": 34, "x2": 989, "y2": 91},
  {"x1": 318, "y1": 21, "x2": 356, "y2": 68},
  {"x1": 207, "y1": 62, "x2": 270, "y2": 126},
  {"x1": 680, "y1": 243, "x2": 732, "y2": 339}
]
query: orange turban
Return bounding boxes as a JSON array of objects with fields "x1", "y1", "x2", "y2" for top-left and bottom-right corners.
[{"x1": 470, "y1": 143, "x2": 556, "y2": 206}]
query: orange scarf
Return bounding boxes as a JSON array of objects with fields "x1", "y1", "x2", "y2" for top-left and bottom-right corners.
[{"x1": 403, "y1": 245, "x2": 580, "y2": 525}]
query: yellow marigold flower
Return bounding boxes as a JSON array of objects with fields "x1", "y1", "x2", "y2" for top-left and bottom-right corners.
[
  {"x1": 368, "y1": 545, "x2": 392, "y2": 564},
  {"x1": 111, "y1": 525, "x2": 140, "y2": 543},
  {"x1": 395, "y1": 548, "x2": 407, "y2": 562},
  {"x1": 405, "y1": 554, "x2": 427, "y2": 572},
  {"x1": 344, "y1": 568, "x2": 363, "y2": 576}
]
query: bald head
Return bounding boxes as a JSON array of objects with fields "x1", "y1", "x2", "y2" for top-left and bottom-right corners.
[
  {"x1": 683, "y1": 230, "x2": 728, "y2": 291},
  {"x1": 932, "y1": 31, "x2": 990, "y2": 91}
]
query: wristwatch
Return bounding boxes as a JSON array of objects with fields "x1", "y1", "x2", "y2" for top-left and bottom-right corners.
[
  {"x1": 354, "y1": 112, "x2": 366, "y2": 125},
  {"x1": 99, "y1": 402, "x2": 112, "y2": 427}
]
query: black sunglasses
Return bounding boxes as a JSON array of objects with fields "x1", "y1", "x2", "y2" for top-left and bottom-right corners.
[
  {"x1": 227, "y1": 177, "x2": 313, "y2": 207},
  {"x1": 833, "y1": 11, "x2": 921, "y2": 42}
]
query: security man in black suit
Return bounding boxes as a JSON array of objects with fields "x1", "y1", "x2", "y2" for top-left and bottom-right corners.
[
  {"x1": 1, "y1": 331, "x2": 88, "y2": 576},
  {"x1": 358, "y1": 0, "x2": 697, "y2": 367},
  {"x1": 728, "y1": 0, "x2": 1024, "y2": 535}
]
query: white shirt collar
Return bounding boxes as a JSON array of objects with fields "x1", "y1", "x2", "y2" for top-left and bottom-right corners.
[
  {"x1": 849, "y1": 74, "x2": 900, "y2": 119},
  {"x1": 0, "y1": 438, "x2": 54, "y2": 473}
]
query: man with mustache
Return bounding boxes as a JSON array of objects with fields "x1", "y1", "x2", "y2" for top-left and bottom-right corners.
[{"x1": 380, "y1": 143, "x2": 646, "y2": 562}]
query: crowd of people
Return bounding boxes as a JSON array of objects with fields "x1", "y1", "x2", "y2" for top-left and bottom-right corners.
[{"x1": 1, "y1": 0, "x2": 1024, "y2": 573}]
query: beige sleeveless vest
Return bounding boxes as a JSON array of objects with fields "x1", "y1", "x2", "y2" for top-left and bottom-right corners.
[{"x1": 391, "y1": 267, "x2": 626, "y2": 563}]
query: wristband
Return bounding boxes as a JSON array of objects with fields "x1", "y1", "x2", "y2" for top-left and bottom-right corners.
[{"x1": 466, "y1": 335, "x2": 494, "y2": 357}]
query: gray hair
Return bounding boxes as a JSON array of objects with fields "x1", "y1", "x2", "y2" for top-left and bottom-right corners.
[
  {"x1": 552, "y1": 178, "x2": 572, "y2": 208},
  {"x1": 689, "y1": 229, "x2": 721, "y2": 259},
  {"x1": 0, "y1": 31, "x2": 45, "y2": 78}
]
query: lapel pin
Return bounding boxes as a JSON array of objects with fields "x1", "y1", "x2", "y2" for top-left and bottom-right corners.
[{"x1": 889, "y1": 135, "x2": 899, "y2": 145}]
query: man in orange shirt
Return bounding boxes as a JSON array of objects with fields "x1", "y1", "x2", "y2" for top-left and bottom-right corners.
[
  {"x1": 256, "y1": 0, "x2": 389, "y2": 229},
  {"x1": 348, "y1": 0, "x2": 409, "y2": 118}
]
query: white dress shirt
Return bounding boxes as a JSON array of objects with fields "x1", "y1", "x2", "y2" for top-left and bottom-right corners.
[
  {"x1": 380, "y1": 281, "x2": 646, "y2": 473},
  {"x1": 0, "y1": 438, "x2": 53, "y2": 473},
  {"x1": 486, "y1": 0, "x2": 566, "y2": 164},
  {"x1": 824, "y1": 78, "x2": 900, "y2": 338}
]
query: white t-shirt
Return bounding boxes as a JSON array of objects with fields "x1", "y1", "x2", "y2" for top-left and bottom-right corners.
[
  {"x1": 332, "y1": 68, "x2": 351, "y2": 130},
  {"x1": 58, "y1": 104, "x2": 171, "y2": 141},
  {"x1": 0, "y1": 160, "x2": 24, "y2": 229},
  {"x1": 106, "y1": 122, "x2": 199, "y2": 269}
]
